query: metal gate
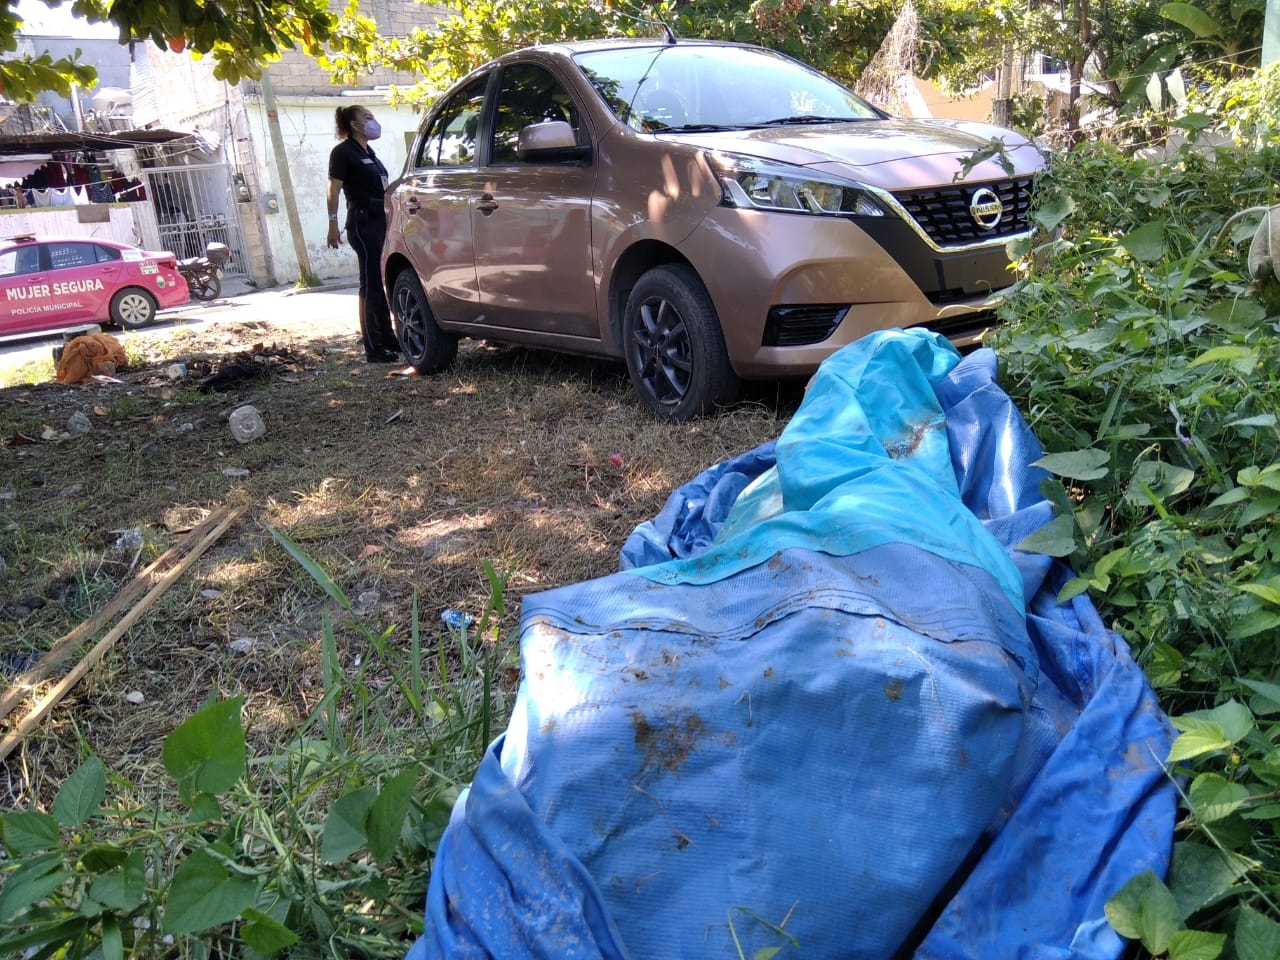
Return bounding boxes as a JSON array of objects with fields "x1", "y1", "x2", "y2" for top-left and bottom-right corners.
[{"x1": 141, "y1": 163, "x2": 249, "y2": 280}]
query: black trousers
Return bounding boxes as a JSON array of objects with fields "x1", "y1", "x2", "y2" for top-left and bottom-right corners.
[{"x1": 347, "y1": 214, "x2": 397, "y2": 355}]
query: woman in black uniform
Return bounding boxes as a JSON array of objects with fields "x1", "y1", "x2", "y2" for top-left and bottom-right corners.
[{"x1": 326, "y1": 105, "x2": 399, "y2": 362}]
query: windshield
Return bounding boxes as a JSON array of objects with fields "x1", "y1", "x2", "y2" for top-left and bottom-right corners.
[{"x1": 573, "y1": 44, "x2": 883, "y2": 132}]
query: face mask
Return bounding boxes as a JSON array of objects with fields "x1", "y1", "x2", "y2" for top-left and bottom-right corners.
[{"x1": 362, "y1": 118, "x2": 382, "y2": 141}]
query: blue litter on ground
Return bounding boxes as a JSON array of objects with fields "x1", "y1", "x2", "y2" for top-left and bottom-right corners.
[{"x1": 407, "y1": 329, "x2": 1178, "y2": 959}]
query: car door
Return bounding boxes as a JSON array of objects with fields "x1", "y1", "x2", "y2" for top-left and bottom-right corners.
[
  {"x1": 393, "y1": 76, "x2": 488, "y2": 323},
  {"x1": 0, "y1": 243, "x2": 53, "y2": 334},
  {"x1": 472, "y1": 60, "x2": 598, "y2": 339},
  {"x1": 44, "y1": 241, "x2": 120, "y2": 322}
]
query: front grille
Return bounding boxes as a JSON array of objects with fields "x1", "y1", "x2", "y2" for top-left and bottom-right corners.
[
  {"x1": 893, "y1": 176, "x2": 1035, "y2": 247},
  {"x1": 922, "y1": 309, "x2": 1002, "y2": 346},
  {"x1": 763, "y1": 304, "x2": 849, "y2": 346}
]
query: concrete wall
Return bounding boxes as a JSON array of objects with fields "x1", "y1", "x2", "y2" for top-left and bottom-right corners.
[
  {"x1": 0, "y1": 204, "x2": 141, "y2": 244},
  {"x1": 242, "y1": 93, "x2": 421, "y2": 283},
  {"x1": 131, "y1": 1, "x2": 444, "y2": 286}
]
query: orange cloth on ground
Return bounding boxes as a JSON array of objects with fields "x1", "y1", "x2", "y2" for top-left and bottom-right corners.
[{"x1": 55, "y1": 333, "x2": 128, "y2": 384}]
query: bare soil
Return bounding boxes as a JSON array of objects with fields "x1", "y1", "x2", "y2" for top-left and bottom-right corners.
[{"x1": 0, "y1": 308, "x2": 800, "y2": 805}]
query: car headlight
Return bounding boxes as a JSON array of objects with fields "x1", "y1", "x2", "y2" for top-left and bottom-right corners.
[{"x1": 708, "y1": 152, "x2": 887, "y2": 217}]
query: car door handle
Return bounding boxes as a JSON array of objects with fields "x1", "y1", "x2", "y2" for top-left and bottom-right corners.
[
  {"x1": 404, "y1": 197, "x2": 421, "y2": 214},
  {"x1": 477, "y1": 194, "x2": 499, "y2": 215}
]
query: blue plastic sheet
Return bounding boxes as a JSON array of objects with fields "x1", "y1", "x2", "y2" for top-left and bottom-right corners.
[{"x1": 407, "y1": 329, "x2": 1177, "y2": 960}]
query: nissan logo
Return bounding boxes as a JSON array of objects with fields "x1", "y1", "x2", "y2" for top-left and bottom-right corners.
[{"x1": 969, "y1": 188, "x2": 1003, "y2": 230}]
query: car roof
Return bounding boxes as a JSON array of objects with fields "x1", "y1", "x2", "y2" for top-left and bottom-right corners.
[
  {"x1": 490, "y1": 36, "x2": 768, "y2": 65},
  {"x1": 0, "y1": 234, "x2": 130, "y2": 247}
]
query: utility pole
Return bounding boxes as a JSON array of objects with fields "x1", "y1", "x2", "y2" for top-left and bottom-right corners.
[
  {"x1": 259, "y1": 67, "x2": 314, "y2": 282},
  {"x1": 993, "y1": 45, "x2": 1014, "y2": 127},
  {"x1": 1265, "y1": 0, "x2": 1278, "y2": 65}
]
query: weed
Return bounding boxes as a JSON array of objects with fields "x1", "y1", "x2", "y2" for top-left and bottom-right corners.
[
  {"x1": 993, "y1": 99, "x2": 1280, "y2": 956},
  {"x1": 0, "y1": 534, "x2": 510, "y2": 959}
]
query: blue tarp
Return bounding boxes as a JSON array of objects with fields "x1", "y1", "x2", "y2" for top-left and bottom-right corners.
[{"x1": 407, "y1": 329, "x2": 1178, "y2": 959}]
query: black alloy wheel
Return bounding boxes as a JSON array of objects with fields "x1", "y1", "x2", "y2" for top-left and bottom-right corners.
[
  {"x1": 622, "y1": 264, "x2": 740, "y2": 421},
  {"x1": 390, "y1": 270, "x2": 458, "y2": 374}
]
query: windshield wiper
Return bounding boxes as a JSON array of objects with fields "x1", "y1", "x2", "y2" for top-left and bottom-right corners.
[
  {"x1": 761, "y1": 115, "x2": 869, "y2": 125},
  {"x1": 652, "y1": 123, "x2": 741, "y2": 133}
]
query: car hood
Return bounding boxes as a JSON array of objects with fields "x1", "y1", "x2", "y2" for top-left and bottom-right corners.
[{"x1": 662, "y1": 118, "x2": 1043, "y2": 190}]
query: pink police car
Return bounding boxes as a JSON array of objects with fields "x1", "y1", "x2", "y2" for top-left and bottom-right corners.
[{"x1": 0, "y1": 234, "x2": 189, "y2": 336}]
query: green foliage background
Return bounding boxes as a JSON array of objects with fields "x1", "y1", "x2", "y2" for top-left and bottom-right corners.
[{"x1": 990, "y1": 63, "x2": 1280, "y2": 960}]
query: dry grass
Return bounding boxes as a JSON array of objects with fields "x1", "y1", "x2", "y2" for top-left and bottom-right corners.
[{"x1": 0, "y1": 314, "x2": 800, "y2": 808}]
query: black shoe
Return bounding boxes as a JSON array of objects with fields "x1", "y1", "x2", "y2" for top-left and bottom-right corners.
[{"x1": 365, "y1": 350, "x2": 400, "y2": 363}]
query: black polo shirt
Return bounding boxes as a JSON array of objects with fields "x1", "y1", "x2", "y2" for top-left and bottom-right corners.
[{"x1": 328, "y1": 138, "x2": 389, "y2": 220}]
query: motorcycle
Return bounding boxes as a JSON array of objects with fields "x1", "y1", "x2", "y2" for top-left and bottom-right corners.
[{"x1": 177, "y1": 242, "x2": 230, "y2": 302}]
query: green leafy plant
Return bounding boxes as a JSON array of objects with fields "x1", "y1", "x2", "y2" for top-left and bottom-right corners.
[
  {"x1": 991, "y1": 85, "x2": 1280, "y2": 955},
  {"x1": 0, "y1": 531, "x2": 515, "y2": 959}
]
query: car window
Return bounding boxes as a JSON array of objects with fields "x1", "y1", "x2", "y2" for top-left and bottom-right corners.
[
  {"x1": 94, "y1": 244, "x2": 123, "y2": 263},
  {"x1": 0, "y1": 244, "x2": 42, "y2": 277},
  {"x1": 47, "y1": 242, "x2": 101, "y2": 270},
  {"x1": 416, "y1": 77, "x2": 487, "y2": 169},
  {"x1": 490, "y1": 64, "x2": 582, "y2": 164},
  {"x1": 574, "y1": 44, "x2": 883, "y2": 130}
]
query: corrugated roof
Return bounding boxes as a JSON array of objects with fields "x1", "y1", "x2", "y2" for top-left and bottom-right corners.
[{"x1": 0, "y1": 128, "x2": 192, "y2": 156}]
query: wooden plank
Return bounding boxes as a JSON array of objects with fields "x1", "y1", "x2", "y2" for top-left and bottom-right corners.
[
  {"x1": 0, "y1": 505, "x2": 237, "y2": 723},
  {"x1": 0, "y1": 505, "x2": 245, "y2": 763}
]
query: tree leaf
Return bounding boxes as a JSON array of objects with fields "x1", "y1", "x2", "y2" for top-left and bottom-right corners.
[
  {"x1": 1126, "y1": 462, "x2": 1195, "y2": 505},
  {"x1": 1188, "y1": 773, "x2": 1251, "y2": 823},
  {"x1": 1237, "y1": 677, "x2": 1280, "y2": 715},
  {"x1": 1165, "y1": 928, "x2": 1225, "y2": 960},
  {"x1": 101, "y1": 916, "x2": 124, "y2": 960},
  {"x1": 1119, "y1": 220, "x2": 1168, "y2": 262},
  {"x1": 1105, "y1": 869, "x2": 1181, "y2": 954},
  {"x1": 1225, "y1": 414, "x2": 1276, "y2": 429},
  {"x1": 1239, "y1": 583, "x2": 1280, "y2": 607},
  {"x1": 163, "y1": 849, "x2": 257, "y2": 935},
  {"x1": 1015, "y1": 514, "x2": 1077, "y2": 557},
  {"x1": 321, "y1": 788, "x2": 376, "y2": 863},
  {"x1": 367, "y1": 768, "x2": 419, "y2": 866},
  {"x1": 89, "y1": 851, "x2": 146, "y2": 913},
  {"x1": 52, "y1": 755, "x2": 106, "y2": 828},
  {"x1": 0, "y1": 854, "x2": 69, "y2": 923},
  {"x1": 81, "y1": 845, "x2": 129, "y2": 872},
  {"x1": 1168, "y1": 841, "x2": 1254, "y2": 919},
  {"x1": 0, "y1": 809, "x2": 61, "y2": 853},
  {"x1": 1198, "y1": 700, "x2": 1254, "y2": 742},
  {"x1": 1032, "y1": 448, "x2": 1109, "y2": 480},
  {"x1": 1033, "y1": 194, "x2": 1075, "y2": 233},
  {"x1": 1160, "y1": 3, "x2": 1225, "y2": 38},
  {"x1": 1227, "y1": 610, "x2": 1280, "y2": 640},
  {"x1": 1146, "y1": 642, "x2": 1184, "y2": 688},
  {"x1": 1235, "y1": 903, "x2": 1280, "y2": 960},
  {"x1": 1189, "y1": 345, "x2": 1258, "y2": 372},
  {"x1": 1167, "y1": 726, "x2": 1230, "y2": 763},
  {"x1": 162, "y1": 697, "x2": 246, "y2": 803},
  {"x1": 241, "y1": 907, "x2": 301, "y2": 953}
]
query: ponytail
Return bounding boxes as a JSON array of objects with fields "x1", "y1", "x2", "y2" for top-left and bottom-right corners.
[{"x1": 335, "y1": 105, "x2": 362, "y2": 139}]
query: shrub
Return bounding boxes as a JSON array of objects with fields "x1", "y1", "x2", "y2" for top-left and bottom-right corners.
[{"x1": 991, "y1": 67, "x2": 1280, "y2": 958}]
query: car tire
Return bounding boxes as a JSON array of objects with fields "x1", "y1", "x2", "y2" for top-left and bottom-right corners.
[
  {"x1": 110, "y1": 288, "x2": 158, "y2": 329},
  {"x1": 623, "y1": 264, "x2": 740, "y2": 421},
  {"x1": 391, "y1": 271, "x2": 457, "y2": 374}
]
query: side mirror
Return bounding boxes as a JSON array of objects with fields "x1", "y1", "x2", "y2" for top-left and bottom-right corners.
[{"x1": 517, "y1": 121, "x2": 591, "y2": 162}]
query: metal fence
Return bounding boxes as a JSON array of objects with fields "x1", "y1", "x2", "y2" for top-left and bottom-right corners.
[{"x1": 140, "y1": 163, "x2": 249, "y2": 279}]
